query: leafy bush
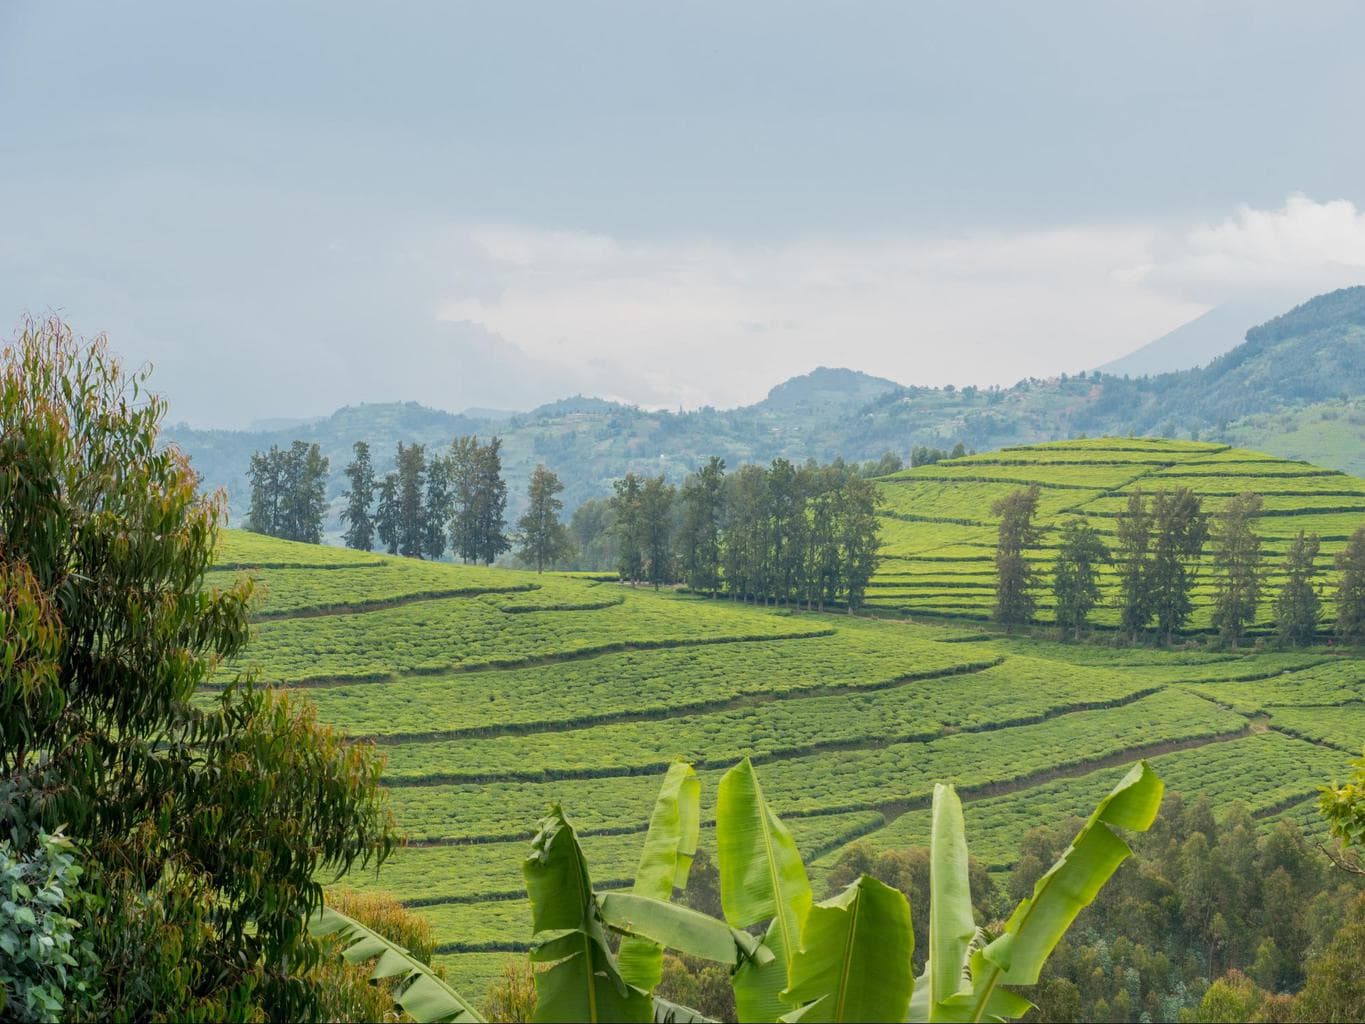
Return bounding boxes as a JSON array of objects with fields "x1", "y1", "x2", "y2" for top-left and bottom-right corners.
[{"x1": 0, "y1": 830, "x2": 96, "y2": 1023}]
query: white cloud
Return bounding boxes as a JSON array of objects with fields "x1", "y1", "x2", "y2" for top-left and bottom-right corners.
[{"x1": 429, "y1": 194, "x2": 1365, "y2": 410}]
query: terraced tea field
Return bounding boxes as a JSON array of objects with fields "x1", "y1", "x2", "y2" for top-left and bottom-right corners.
[
  {"x1": 209, "y1": 445, "x2": 1365, "y2": 998},
  {"x1": 870, "y1": 437, "x2": 1365, "y2": 631}
]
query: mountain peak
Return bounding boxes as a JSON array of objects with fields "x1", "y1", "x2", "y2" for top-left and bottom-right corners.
[{"x1": 757, "y1": 366, "x2": 902, "y2": 412}]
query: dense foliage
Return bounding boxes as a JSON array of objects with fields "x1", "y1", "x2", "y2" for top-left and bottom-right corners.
[
  {"x1": 0, "y1": 319, "x2": 396, "y2": 1021},
  {"x1": 245, "y1": 439, "x2": 330, "y2": 542}
]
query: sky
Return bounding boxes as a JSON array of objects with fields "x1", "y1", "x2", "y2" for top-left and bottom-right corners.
[{"x1": 3, "y1": 2, "x2": 1365, "y2": 428}]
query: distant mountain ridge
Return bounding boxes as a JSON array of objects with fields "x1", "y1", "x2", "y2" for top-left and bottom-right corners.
[{"x1": 165, "y1": 286, "x2": 1365, "y2": 530}]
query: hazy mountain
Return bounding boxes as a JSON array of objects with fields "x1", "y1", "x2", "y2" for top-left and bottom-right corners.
[
  {"x1": 1097, "y1": 292, "x2": 1309, "y2": 377},
  {"x1": 166, "y1": 286, "x2": 1365, "y2": 531}
]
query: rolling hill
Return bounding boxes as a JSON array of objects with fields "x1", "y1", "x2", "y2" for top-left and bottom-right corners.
[
  {"x1": 208, "y1": 442, "x2": 1365, "y2": 999},
  {"x1": 169, "y1": 287, "x2": 1365, "y2": 531}
]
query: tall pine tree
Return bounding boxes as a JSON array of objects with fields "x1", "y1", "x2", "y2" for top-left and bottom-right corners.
[
  {"x1": 678, "y1": 457, "x2": 726, "y2": 597},
  {"x1": 610, "y1": 473, "x2": 645, "y2": 583},
  {"x1": 394, "y1": 442, "x2": 427, "y2": 558},
  {"x1": 1336, "y1": 525, "x2": 1365, "y2": 644},
  {"x1": 1276, "y1": 530, "x2": 1322, "y2": 646},
  {"x1": 640, "y1": 475, "x2": 676, "y2": 589},
  {"x1": 992, "y1": 486, "x2": 1042, "y2": 627},
  {"x1": 422, "y1": 452, "x2": 451, "y2": 560},
  {"x1": 1150, "y1": 488, "x2": 1208, "y2": 643},
  {"x1": 516, "y1": 465, "x2": 573, "y2": 572},
  {"x1": 472, "y1": 437, "x2": 510, "y2": 565},
  {"x1": 374, "y1": 472, "x2": 400, "y2": 555},
  {"x1": 1210, "y1": 492, "x2": 1263, "y2": 647},
  {"x1": 1116, "y1": 490, "x2": 1155, "y2": 639},
  {"x1": 1053, "y1": 518, "x2": 1109, "y2": 639},
  {"x1": 340, "y1": 441, "x2": 376, "y2": 551}
]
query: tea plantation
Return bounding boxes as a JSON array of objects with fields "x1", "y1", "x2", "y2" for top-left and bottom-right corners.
[
  {"x1": 209, "y1": 439, "x2": 1365, "y2": 998},
  {"x1": 870, "y1": 437, "x2": 1365, "y2": 630}
]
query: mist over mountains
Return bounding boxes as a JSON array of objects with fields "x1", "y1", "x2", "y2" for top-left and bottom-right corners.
[{"x1": 167, "y1": 286, "x2": 1365, "y2": 530}]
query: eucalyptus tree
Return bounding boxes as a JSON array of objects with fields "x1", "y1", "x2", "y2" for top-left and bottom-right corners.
[
  {"x1": 610, "y1": 473, "x2": 645, "y2": 583},
  {"x1": 1276, "y1": 530, "x2": 1322, "y2": 646},
  {"x1": 1, "y1": 318, "x2": 395, "y2": 1021},
  {"x1": 678, "y1": 457, "x2": 726, "y2": 596},
  {"x1": 1116, "y1": 490, "x2": 1155, "y2": 639},
  {"x1": 640, "y1": 475, "x2": 677, "y2": 589},
  {"x1": 1053, "y1": 517, "x2": 1109, "y2": 639},
  {"x1": 1149, "y1": 488, "x2": 1208, "y2": 643}
]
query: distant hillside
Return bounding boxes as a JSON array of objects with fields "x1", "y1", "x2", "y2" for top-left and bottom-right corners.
[
  {"x1": 166, "y1": 286, "x2": 1365, "y2": 528},
  {"x1": 1096, "y1": 292, "x2": 1305, "y2": 377}
]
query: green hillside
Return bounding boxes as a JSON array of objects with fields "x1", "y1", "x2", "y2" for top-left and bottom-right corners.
[
  {"x1": 210, "y1": 517, "x2": 1365, "y2": 998},
  {"x1": 870, "y1": 437, "x2": 1365, "y2": 630}
]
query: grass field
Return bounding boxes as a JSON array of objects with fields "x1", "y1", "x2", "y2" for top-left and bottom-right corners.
[
  {"x1": 209, "y1": 438, "x2": 1365, "y2": 999},
  {"x1": 870, "y1": 437, "x2": 1365, "y2": 631}
]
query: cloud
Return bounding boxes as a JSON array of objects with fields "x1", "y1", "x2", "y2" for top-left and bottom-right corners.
[
  {"x1": 428, "y1": 195, "x2": 1365, "y2": 410},
  {"x1": 1136, "y1": 193, "x2": 1365, "y2": 299}
]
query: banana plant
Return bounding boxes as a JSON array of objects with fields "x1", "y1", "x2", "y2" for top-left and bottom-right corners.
[
  {"x1": 315, "y1": 756, "x2": 1161, "y2": 1024},
  {"x1": 307, "y1": 904, "x2": 484, "y2": 1023}
]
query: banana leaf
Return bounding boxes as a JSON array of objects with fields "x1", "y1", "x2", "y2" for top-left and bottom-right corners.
[
  {"x1": 982, "y1": 761, "x2": 1163, "y2": 987},
  {"x1": 524, "y1": 805, "x2": 653, "y2": 1023},
  {"x1": 926, "y1": 784, "x2": 976, "y2": 1018},
  {"x1": 308, "y1": 903, "x2": 483, "y2": 1023},
  {"x1": 778, "y1": 875, "x2": 914, "y2": 1023},
  {"x1": 618, "y1": 762, "x2": 701, "y2": 991},
  {"x1": 717, "y1": 757, "x2": 813, "y2": 1022},
  {"x1": 600, "y1": 892, "x2": 772, "y2": 967}
]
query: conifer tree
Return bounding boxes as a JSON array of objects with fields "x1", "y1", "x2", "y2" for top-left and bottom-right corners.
[
  {"x1": 340, "y1": 441, "x2": 376, "y2": 551},
  {"x1": 516, "y1": 465, "x2": 573, "y2": 572},
  {"x1": 374, "y1": 472, "x2": 400, "y2": 555},
  {"x1": 1210, "y1": 492, "x2": 1263, "y2": 647},
  {"x1": 678, "y1": 457, "x2": 726, "y2": 596},
  {"x1": 640, "y1": 475, "x2": 676, "y2": 589},
  {"x1": 394, "y1": 442, "x2": 427, "y2": 558},
  {"x1": 422, "y1": 453, "x2": 451, "y2": 560},
  {"x1": 992, "y1": 486, "x2": 1042, "y2": 627},
  {"x1": 1149, "y1": 488, "x2": 1209, "y2": 643},
  {"x1": 836, "y1": 472, "x2": 881, "y2": 612},
  {"x1": 446, "y1": 435, "x2": 481, "y2": 563},
  {"x1": 246, "y1": 446, "x2": 284, "y2": 535},
  {"x1": 472, "y1": 436, "x2": 511, "y2": 565},
  {"x1": 1336, "y1": 525, "x2": 1365, "y2": 644},
  {"x1": 1053, "y1": 518, "x2": 1109, "y2": 639},
  {"x1": 1116, "y1": 490, "x2": 1155, "y2": 640},
  {"x1": 1276, "y1": 530, "x2": 1322, "y2": 647}
]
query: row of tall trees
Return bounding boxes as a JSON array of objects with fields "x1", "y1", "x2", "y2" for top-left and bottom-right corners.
[
  {"x1": 994, "y1": 485, "x2": 1365, "y2": 645},
  {"x1": 244, "y1": 440, "x2": 330, "y2": 542},
  {"x1": 608, "y1": 457, "x2": 881, "y2": 610},
  {"x1": 340, "y1": 437, "x2": 510, "y2": 563}
]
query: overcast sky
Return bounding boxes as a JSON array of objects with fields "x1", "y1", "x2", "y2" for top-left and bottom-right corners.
[{"x1": 3, "y1": 2, "x2": 1365, "y2": 427}]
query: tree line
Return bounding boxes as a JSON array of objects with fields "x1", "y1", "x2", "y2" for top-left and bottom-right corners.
[
  {"x1": 991, "y1": 485, "x2": 1365, "y2": 645},
  {"x1": 606, "y1": 457, "x2": 881, "y2": 610},
  {"x1": 244, "y1": 440, "x2": 330, "y2": 543}
]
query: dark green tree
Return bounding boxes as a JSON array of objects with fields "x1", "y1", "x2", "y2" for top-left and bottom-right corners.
[
  {"x1": 472, "y1": 437, "x2": 510, "y2": 565},
  {"x1": 421, "y1": 452, "x2": 451, "y2": 560},
  {"x1": 1115, "y1": 490, "x2": 1155, "y2": 640},
  {"x1": 1053, "y1": 518, "x2": 1109, "y2": 639},
  {"x1": 836, "y1": 472, "x2": 881, "y2": 612},
  {"x1": 280, "y1": 440, "x2": 328, "y2": 545},
  {"x1": 767, "y1": 458, "x2": 807, "y2": 604},
  {"x1": 394, "y1": 442, "x2": 427, "y2": 558},
  {"x1": 567, "y1": 498, "x2": 617, "y2": 571},
  {"x1": 1210, "y1": 492, "x2": 1263, "y2": 647},
  {"x1": 446, "y1": 435, "x2": 481, "y2": 563},
  {"x1": 678, "y1": 457, "x2": 726, "y2": 596},
  {"x1": 516, "y1": 465, "x2": 573, "y2": 572},
  {"x1": 1149, "y1": 487, "x2": 1208, "y2": 643},
  {"x1": 610, "y1": 473, "x2": 645, "y2": 583},
  {"x1": 1336, "y1": 526, "x2": 1365, "y2": 644},
  {"x1": 0, "y1": 318, "x2": 395, "y2": 1021},
  {"x1": 640, "y1": 474, "x2": 676, "y2": 589},
  {"x1": 340, "y1": 441, "x2": 376, "y2": 551},
  {"x1": 722, "y1": 464, "x2": 770, "y2": 601},
  {"x1": 374, "y1": 472, "x2": 400, "y2": 555},
  {"x1": 1276, "y1": 530, "x2": 1322, "y2": 646},
  {"x1": 245, "y1": 446, "x2": 285, "y2": 536},
  {"x1": 991, "y1": 486, "x2": 1042, "y2": 627}
]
